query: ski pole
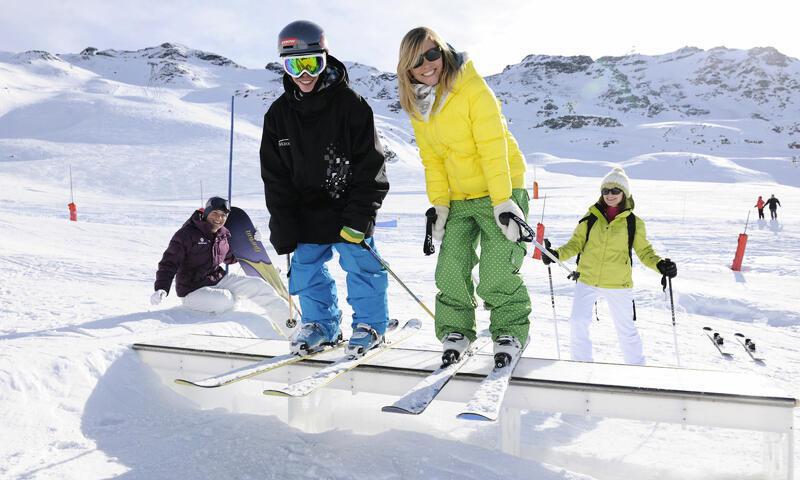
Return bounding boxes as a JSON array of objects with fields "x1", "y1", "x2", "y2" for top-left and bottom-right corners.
[
  {"x1": 499, "y1": 212, "x2": 580, "y2": 281},
  {"x1": 664, "y1": 267, "x2": 681, "y2": 367},
  {"x1": 423, "y1": 207, "x2": 436, "y2": 256},
  {"x1": 286, "y1": 254, "x2": 297, "y2": 329},
  {"x1": 360, "y1": 240, "x2": 435, "y2": 320},
  {"x1": 547, "y1": 265, "x2": 562, "y2": 359}
]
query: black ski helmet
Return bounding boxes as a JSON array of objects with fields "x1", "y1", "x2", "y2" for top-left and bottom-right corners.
[
  {"x1": 202, "y1": 196, "x2": 231, "y2": 219},
  {"x1": 278, "y1": 20, "x2": 328, "y2": 57}
]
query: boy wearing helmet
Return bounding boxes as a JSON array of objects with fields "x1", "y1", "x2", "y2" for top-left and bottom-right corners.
[
  {"x1": 260, "y1": 21, "x2": 390, "y2": 357},
  {"x1": 151, "y1": 197, "x2": 292, "y2": 337}
]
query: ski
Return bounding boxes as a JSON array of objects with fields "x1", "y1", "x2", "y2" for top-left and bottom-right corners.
[
  {"x1": 456, "y1": 339, "x2": 528, "y2": 422},
  {"x1": 382, "y1": 335, "x2": 491, "y2": 415},
  {"x1": 263, "y1": 319, "x2": 422, "y2": 398},
  {"x1": 702, "y1": 326, "x2": 734, "y2": 358},
  {"x1": 733, "y1": 333, "x2": 765, "y2": 362},
  {"x1": 174, "y1": 341, "x2": 345, "y2": 388}
]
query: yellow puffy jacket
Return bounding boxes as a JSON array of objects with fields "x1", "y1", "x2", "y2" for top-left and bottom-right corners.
[
  {"x1": 556, "y1": 197, "x2": 662, "y2": 289},
  {"x1": 411, "y1": 59, "x2": 526, "y2": 207}
]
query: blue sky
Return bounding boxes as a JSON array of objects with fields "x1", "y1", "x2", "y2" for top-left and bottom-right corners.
[{"x1": 2, "y1": 0, "x2": 798, "y2": 75}]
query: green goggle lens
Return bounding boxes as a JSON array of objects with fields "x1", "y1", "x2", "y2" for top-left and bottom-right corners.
[{"x1": 283, "y1": 55, "x2": 326, "y2": 78}]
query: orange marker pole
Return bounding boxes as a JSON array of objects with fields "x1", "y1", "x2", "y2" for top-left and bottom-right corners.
[
  {"x1": 731, "y1": 211, "x2": 750, "y2": 271},
  {"x1": 68, "y1": 165, "x2": 77, "y2": 221},
  {"x1": 532, "y1": 194, "x2": 547, "y2": 259}
]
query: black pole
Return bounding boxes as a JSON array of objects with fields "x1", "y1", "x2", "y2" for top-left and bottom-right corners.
[{"x1": 360, "y1": 240, "x2": 435, "y2": 320}]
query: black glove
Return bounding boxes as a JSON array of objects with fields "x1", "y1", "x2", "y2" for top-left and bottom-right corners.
[
  {"x1": 541, "y1": 238, "x2": 559, "y2": 265},
  {"x1": 657, "y1": 258, "x2": 677, "y2": 278}
]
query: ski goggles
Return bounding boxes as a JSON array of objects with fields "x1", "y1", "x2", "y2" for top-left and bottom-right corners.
[
  {"x1": 282, "y1": 53, "x2": 327, "y2": 78},
  {"x1": 205, "y1": 196, "x2": 231, "y2": 213},
  {"x1": 412, "y1": 46, "x2": 442, "y2": 69},
  {"x1": 601, "y1": 187, "x2": 623, "y2": 195}
]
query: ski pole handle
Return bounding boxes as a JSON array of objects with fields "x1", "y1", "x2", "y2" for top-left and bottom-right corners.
[
  {"x1": 424, "y1": 207, "x2": 437, "y2": 256},
  {"x1": 499, "y1": 212, "x2": 580, "y2": 281},
  {"x1": 498, "y1": 211, "x2": 533, "y2": 242}
]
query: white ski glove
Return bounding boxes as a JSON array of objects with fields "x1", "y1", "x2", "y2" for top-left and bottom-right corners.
[
  {"x1": 150, "y1": 289, "x2": 167, "y2": 306},
  {"x1": 432, "y1": 205, "x2": 449, "y2": 241},
  {"x1": 493, "y1": 199, "x2": 525, "y2": 242}
]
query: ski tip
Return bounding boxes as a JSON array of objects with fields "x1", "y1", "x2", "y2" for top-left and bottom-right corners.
[
  {"x1": 262, "y1": 389, "x2": 292, "y2": 397},
  {"x1": 405, "y1": 318, "x2": 423, "y2": 329},
  {"x1": 457, "y1": 412, "x2": 494, "y2": 422},
  {"x1": 702, "y1": 326, "x2": 713, "y2": 331},
  {"x1": 381, "y1": 405, "x2": 414, "y2": 415},
  {"x1": 174, "y1": 379, "x2": 196, "y2": 387},
  {"x1": 734, "y1": 332, "x2": 745, "y2": 338}
]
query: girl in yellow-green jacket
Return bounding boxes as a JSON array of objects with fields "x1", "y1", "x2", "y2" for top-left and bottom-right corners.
[
  {"x1": 542, "y1": 167, "x2": 677, "y2": 365},
  {"x1": 397, "y1": 27, "x2": 530, "y2": 365}
]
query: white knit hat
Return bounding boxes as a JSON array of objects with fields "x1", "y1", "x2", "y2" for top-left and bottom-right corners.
[{"x1": 601, "y1": 166, "x2": 631, "y2": 197}]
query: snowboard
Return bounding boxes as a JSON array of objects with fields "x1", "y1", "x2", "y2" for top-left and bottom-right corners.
[{"x1": 226, "y1": 206, "x2": 298, "y2": 328}]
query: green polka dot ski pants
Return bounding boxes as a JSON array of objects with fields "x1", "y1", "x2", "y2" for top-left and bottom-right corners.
[{"x1": 434, "y1": 189, "x2": 531, "y2": 345}]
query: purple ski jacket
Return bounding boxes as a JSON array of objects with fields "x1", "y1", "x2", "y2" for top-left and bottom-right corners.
[{"x1": 154, "y1": 210, "x2": 236, "y2": 297}]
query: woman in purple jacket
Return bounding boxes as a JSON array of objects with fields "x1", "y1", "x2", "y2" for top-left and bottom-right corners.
[{"x1": 151, "y1": 197, "x2": 292, "y2": 337}]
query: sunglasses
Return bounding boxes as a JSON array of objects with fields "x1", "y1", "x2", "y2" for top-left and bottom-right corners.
[
  {"x1": 412, "y1": 47, "x2": 442, "y2": 69},
  {"x1": 283, "y1": 53, "x2": 327, "y2": 78},
  {"x1": 601, "y1": 188, "x2": 623, "y2": 195}
]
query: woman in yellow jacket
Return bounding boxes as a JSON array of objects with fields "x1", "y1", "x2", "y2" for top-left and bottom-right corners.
[
  {"x1": 542, "y1": 167, "x2": 677, "y2": 365},
  {"x1": 397, "y1": 27, "x2": 530, "y2": 365}
]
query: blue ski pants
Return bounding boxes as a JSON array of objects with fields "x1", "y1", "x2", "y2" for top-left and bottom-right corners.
[{"x1": 289, "y1": 238, "x2": 389, "y2": 340}]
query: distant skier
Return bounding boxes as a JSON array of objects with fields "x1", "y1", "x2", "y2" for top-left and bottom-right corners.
[
  {"x1": 541, "y1": 167, "x2": 677, "y2": 365},
  {"x1": 151, "y1": 197, "x2": 291, "y2": 332},
  {"x1": 260, "y1": 20, "x2": 390, "y2": 357},
  {"x1": 765, "y1": 194, "x2": 781, "y2": 220},
  {"x1": 754, "y1": 195, "x2": 765, "y2": 220},
  {"x1": 396, "y1": 27, "x2": 530, "y2": 365}
]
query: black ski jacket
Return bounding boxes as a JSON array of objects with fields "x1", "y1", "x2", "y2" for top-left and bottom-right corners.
[
  {"x1": 766, "y1": 197, "x2": 781, "y2": 210},
  {"x1": 259, "y1": 55, "x2": 389, "y2": 255}
]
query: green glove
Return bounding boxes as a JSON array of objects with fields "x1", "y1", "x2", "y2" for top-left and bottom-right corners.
[{"x1": 340, "y1": 226, "x2": 365, "y2": 244}]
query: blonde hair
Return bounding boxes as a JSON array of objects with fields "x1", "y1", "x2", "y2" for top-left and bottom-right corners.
[{"x1": 396, "y1": 27, "x2": 461, "y2": 120}]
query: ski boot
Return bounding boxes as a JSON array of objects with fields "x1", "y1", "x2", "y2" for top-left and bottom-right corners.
[
  {"x1": 290, "y1": 322, "x2": 341, "y2": 356},
  {"x1": 441, "y1": 332, "x2": 470, "y2": 367},
  {"x1": 345, "y1": 323, "x2": 384, "y2": 357},
  {"x1": 493, "y1": 335, "x2": 523, "y2": 368}
]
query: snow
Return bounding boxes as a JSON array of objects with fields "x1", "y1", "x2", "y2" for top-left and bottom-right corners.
[{"x1": 1, "y1": 44, "x2": 799, "y2": 479}]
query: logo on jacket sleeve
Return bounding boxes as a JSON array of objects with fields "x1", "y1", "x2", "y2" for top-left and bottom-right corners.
[
  {"x1": 198, "y1": 238, "x2": 209, "y2": 245},
  {"x1": 278, "y1": 138, "x2": 291, "y2": 147}
]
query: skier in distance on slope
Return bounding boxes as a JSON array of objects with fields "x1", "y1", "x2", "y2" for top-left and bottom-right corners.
[
  {"x1": 765, "y1": 194, "x2": 781, "y2": 220},
  {"x1": 754, "y1": 195, "x2": 765, "y2": 220},
  {"x1": 260, "y1": 20, "x2": 390, "y2": 357},
  {"x1": 151, "y1": 197, "x2": 292, "y2": 334},
  {"x1": 541, "y1": 167, "x2": 677, "y2": 365},
  {"x1": 396, "y1": 26, "x2": 530, "y2": 366}
]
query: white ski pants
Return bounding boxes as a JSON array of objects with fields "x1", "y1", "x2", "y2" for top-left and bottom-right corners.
[
  {"x1": 569, "y1": 281, "x2": 645, "y2": 365},
  {"x1": 182, "y1": 273, "x2": 290, "y2": 332}
]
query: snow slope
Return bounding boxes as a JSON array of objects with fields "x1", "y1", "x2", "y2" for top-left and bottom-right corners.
[{"x1": 1, "y1": 43, "x2": 799, "y2": 479}]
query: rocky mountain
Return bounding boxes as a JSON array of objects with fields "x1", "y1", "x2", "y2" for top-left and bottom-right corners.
[{"x1": 1, "y1": 43, "x2": 798, "y2": 195}]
